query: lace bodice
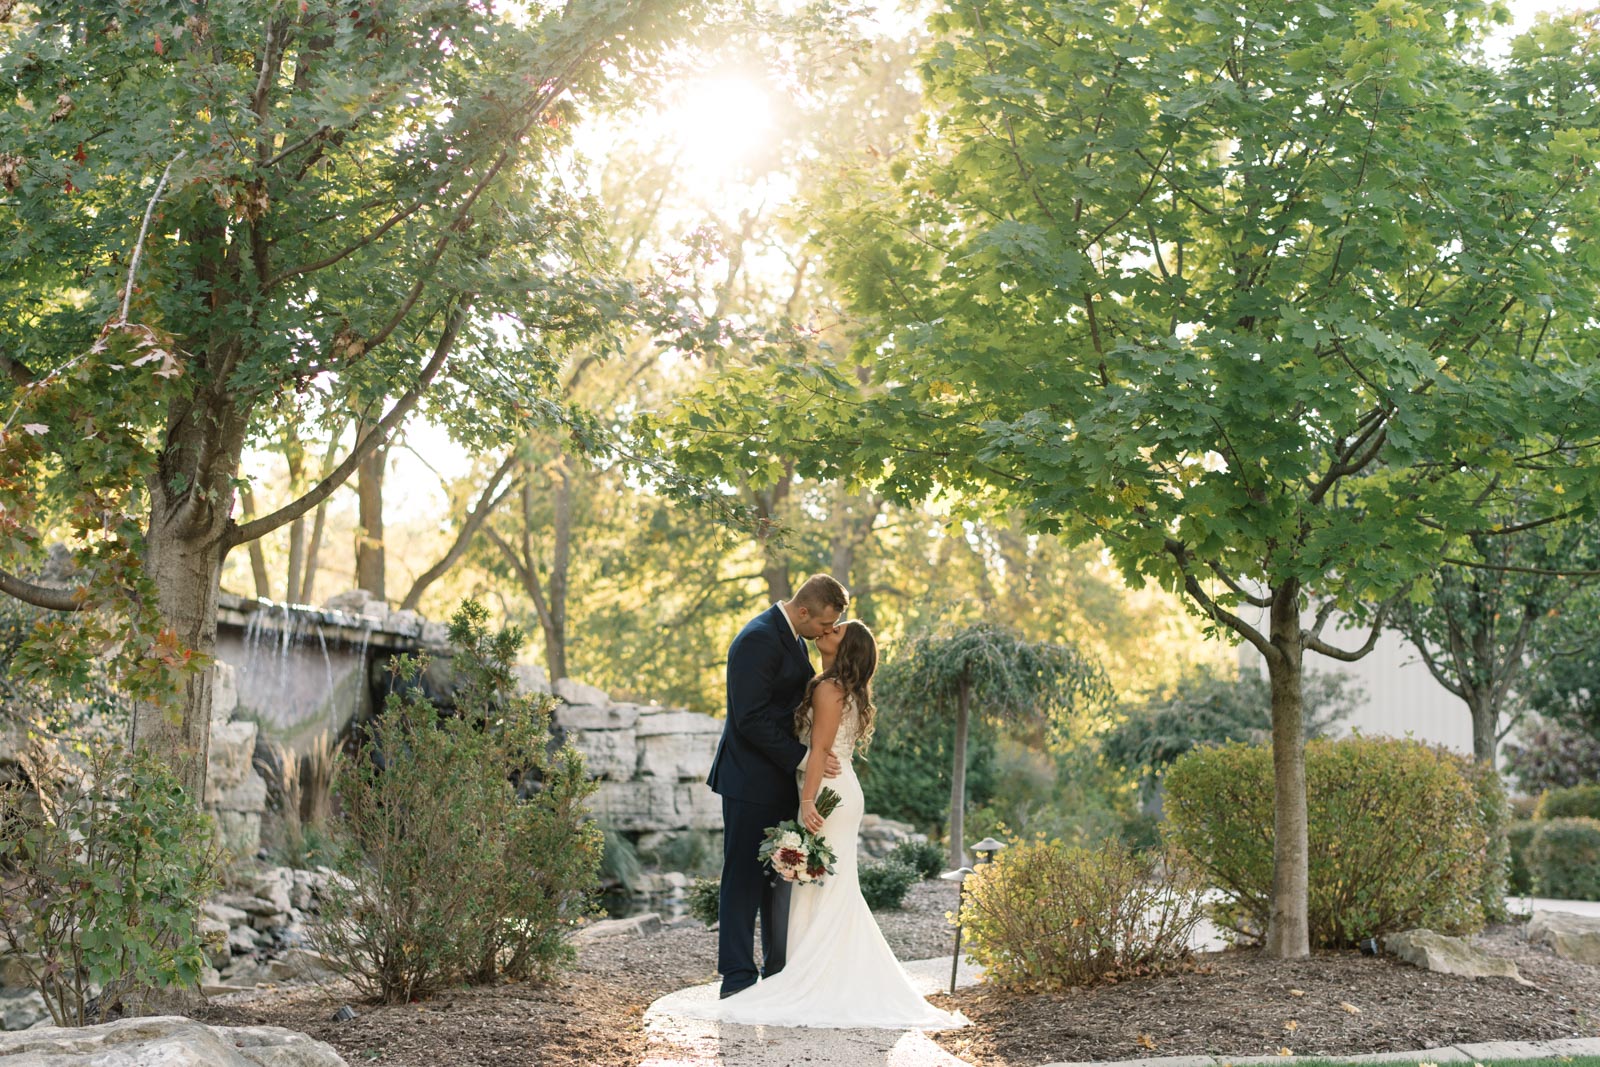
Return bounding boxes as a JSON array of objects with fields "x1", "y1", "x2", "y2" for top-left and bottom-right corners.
[{"x1": 830, "y1": 694, "x2": 861, "y2": 759}]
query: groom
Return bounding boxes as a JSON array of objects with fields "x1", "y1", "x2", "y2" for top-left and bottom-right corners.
[{"x1": 707, "y1": 574, "x2": 849, "y2": 999}]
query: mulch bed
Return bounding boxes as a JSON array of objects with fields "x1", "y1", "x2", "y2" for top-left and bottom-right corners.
[
  {"x1": 930, "y1": 922, "x2": 1600, "y2": 1067},
  {"x1": 191, "y1": 886, "x2": 1600, "y2": 1067}
]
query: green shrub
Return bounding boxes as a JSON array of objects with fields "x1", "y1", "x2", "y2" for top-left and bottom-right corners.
[
  {"x1": 601, "y1": 827, "x2": 645, "y2": 893},
  {"x1": 638, "y1": 830, "x2": 718, "y2": 877},
  {"x1": 1163, "y1": 737, "x2": 1488, "y2": 949},
  {"x1": 1461, "y1": 756, "x2": 1511, "y2": 922},
  {"x1": 887, "y1": 839, "x2": 944, "y2": 879},
  {"x1": 961, "y1": 837, "x2": 1204, "y2": 991},
  {"x1": 1507, "y1": 820, "x2": 1539, "y2": 896},
  {"x1": 1529, "y1": 818, "x2": 1600, "y2": 900},
  {"x1": 859, "y1": 859, "x2": 920, "y2": 910},
  {"x1": 312, "y1": 602, "x2": 602, "y2": 1003},
  {"x1": 858, "y1": 710, "x2": 997, "y2": 832},
  {"x1": 0, "y1": 744, "x2": 220, "y2": 1026},
  {"x1": 1539, "y1": 784, "x2": 1600, "y2": 821},
  {"x1": 687, "y1": 877, "x2": 720, "y2": 927}
]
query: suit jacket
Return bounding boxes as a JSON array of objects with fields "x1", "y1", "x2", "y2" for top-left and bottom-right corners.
[{"x1": 706, "y1": 604, "x2": 814, "y2": 806}]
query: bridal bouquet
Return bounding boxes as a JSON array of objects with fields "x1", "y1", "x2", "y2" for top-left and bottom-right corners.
[{"x1": 758, "y1": 787, "x2": 843, "y2": 884}]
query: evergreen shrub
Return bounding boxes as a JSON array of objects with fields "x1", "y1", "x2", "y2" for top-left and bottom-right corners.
[
  {"x1": 858, "y1": 859, "x2": 920, "y2": 910},
  {"x1": 1528, "y1": 818, "x2": 1600, "y2": 900},
  {"x1": 888, "y1": 839, "x2": 945, "y2": 879},
  {"x1": 1507, "y1": 820, "x2": 1539, "y2": 896},
  {"x1": 960, "y1": 837, "x2": 1203, "y2": 990},
  {"x1": 1163, "y1": 737, "x2": 1488, "y2": 948},
  {"x1": 0, "y1": 745, "x2": 219, "y2": 1026},
  {"x1": 1538, "y1": 784, "x2": 1600, "y2": 821},
  {"x1": 312, "y1": 602, "x2": 601, "y2": 1003}
]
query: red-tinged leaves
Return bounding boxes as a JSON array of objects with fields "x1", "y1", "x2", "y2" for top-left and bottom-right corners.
[{"x1": 153, "y1": 33, "x2": 163, "y2": 56}]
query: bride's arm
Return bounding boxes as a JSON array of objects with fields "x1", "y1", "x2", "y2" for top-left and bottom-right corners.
[{"x1": 799, "y1": 681, "x2": 845, "y2": 833}]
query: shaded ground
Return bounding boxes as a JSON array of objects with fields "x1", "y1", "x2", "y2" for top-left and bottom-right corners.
[
  {"x1": 931, "y1": 923, "x2": 1600, "y2": 1067},
  {"x1": 191, "y1": 887, "x2": 1600, "y2": 1067},
  {"x1": 191, "y1": 879, "x2": 960, "y2": 1066}
]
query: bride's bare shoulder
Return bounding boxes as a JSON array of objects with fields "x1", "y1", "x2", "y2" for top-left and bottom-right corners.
[{"x1": 812, "y1": 677, "x2": 846, "y2": 709}]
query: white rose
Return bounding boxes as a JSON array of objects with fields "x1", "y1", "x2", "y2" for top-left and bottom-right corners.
[{"x1": 779, "y1": 831, "x2": 803, "y2": 850}]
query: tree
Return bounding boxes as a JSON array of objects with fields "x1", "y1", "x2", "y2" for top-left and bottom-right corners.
[
  {"x1": 1396, "y1": 521, "x2": 1600, "y2": 765},
  {"x1": 667, "y1": 2, "x2": 1600, "y2": 956},
  {"x1": 1101, "y1": 665, "x2": 1359, "y2": 803},
  {"x1": 0, "y1": 0, "x2": 699, "y2": 798},
  {"x1": 876, "y1": 621, "x2": 1110, "y2": 868}
]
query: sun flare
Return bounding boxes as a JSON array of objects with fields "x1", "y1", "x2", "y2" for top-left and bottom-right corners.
[{"x1": 652, "y1": 73, "x2": 778, "y2": 183}]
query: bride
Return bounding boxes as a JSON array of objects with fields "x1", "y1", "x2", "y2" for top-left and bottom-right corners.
[{"x1": 714, "y1": 620, "x2": 967, "y2": 1031}]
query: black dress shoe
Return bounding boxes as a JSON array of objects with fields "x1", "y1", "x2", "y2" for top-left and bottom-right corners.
[{"x1": 719, "y1": 986, "x2": 752, "y2": 1000}]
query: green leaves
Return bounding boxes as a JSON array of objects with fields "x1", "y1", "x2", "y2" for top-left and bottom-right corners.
[{"x1": 0, "y1": 744, "x2": 220, "y2": 1026}]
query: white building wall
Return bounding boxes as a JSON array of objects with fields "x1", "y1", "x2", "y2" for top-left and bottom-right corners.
[{"x1": 1238, "y1": 609, "x2": 1481, "y2": 756}]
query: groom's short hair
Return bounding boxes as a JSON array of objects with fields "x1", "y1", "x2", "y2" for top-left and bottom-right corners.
[{"x1": 792, "y1": 574, "x2": 849, "y2": 614}]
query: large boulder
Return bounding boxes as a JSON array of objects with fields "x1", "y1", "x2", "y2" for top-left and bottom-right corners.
[
  {"x1": 205, "y1": 722, "x2": 258, "y2": 802},
  {"x1": 0, "y1": 1015, "x2": 347, "y2": 1065},
  {"x1": 589, "y1": 781, "x2": 722, "y2": 832},
  {"x1": 0, "y1": 989, "x2": 48, "y2": 1032},
  {"x1": 561, "y1": 728, "x2": 637, "y2": 781},
  {"x1": 636, "y1": 732, "x2": 717, "y2": 781},
  {"x1": 553, "y1": 704, "x2": 640, "y2": 731},
  {"x1": 1384, "y1": 929, "x2": 1529, "y2": 983},
  {"x1": 553, "y1": 677, "x2": 609, "y2": 706},
  {"x1": 1528, "y1": 910, "x2": 1600, "y2": 964}
]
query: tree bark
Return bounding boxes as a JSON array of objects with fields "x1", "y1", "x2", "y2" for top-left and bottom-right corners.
[
  {"x1": 284, "y1": 436, "x2": 306, "y2": 603},
  {"x1": 300, "y1": 499, "x2": 327, "y2": 604},
  {"x1": 546, "y1": 457, "x2": 571, "y2": 681},
  {"x1": 238, "y1": 485, "x2": 272, "y2": 600},
  {"x1": 1264, "y1": 579, "x2": 1310, "y2": 959},
  {"x1": 948, "y1": 677, "x2": 971, "y2": 870},
  {"x1": 132, "y1": 385, "x2": 250, "y2": 801},
  {"x1": 356, "y1": 424, "x2": 387, "y2": 601}
]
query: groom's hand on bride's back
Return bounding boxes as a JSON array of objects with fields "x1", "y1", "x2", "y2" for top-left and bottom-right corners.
[{"x1": 824, "y1": 752, "x2": 843, "y2": 778}]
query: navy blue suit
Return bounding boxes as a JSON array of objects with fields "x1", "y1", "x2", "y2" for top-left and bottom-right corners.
[{"x1": 707, "y1": 605, "x2": 813, "y2": 996}]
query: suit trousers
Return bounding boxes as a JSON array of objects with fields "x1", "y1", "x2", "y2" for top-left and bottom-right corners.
[{"x1": 717, "y1": 794, "x2": 793, "y2": 996}]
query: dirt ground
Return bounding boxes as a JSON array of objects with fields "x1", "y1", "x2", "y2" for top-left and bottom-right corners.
[{"x1": 191, "y1": 885, "x2": 1600, "y2": 1067}]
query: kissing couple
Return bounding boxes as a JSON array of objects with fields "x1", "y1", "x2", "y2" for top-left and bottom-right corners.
[{"x1": 701, "y1": 575, "x2": 965, "y2": 1030}]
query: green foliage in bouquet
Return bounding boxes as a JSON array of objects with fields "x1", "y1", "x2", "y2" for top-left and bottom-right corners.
[{"x1": 758, "y1": 788, "x2": 842, "y2": 882}]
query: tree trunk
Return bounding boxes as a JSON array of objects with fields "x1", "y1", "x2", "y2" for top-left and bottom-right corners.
[
  {"x1": 1264, "y1": 580, "x2": 1310, "y2": 959},
  {"x1": 1469, "y1": 692, "x2": 1498, "y2": 766},
  {"x1": 948, "y1": 678, "x2": 971, "y2": 870},
  {"x1": 356, "y1": 428, "x2": 386, "y2": 600},
  {"x1": 285, "y1": 444, "x2": 306, "y2": 604},
  {"x1": 546, "y1": 458, "x2": 571, "y2": 680},
  {"x1": 238, "y1": 485, "x2": 271, "y2": 600},
  {"x1": 133, "y1": 390, "x2": 248, "y2": 801},
  {"x1": 300, "y1": 499, "x2": 327, "y2": 604}
]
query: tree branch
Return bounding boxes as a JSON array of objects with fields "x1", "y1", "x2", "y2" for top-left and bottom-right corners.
[
  {"x1": 399, "y1": 451, "x2": 520, "y2": 612},
  {"x1": 1165, "y1": 539, "x2": 1278, "y2": 664},
  {"x1": 1303, "y1": 604, "x2": 1390, "y2": 662},
  {"x1": 225, "y1": 296, "x2": 473, "y2": 549},
  {"x1": 0, "y1": 570, "x2": 85, "y2": 612}
]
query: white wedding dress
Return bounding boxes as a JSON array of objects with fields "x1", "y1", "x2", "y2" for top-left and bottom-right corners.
[{"x1": 714, "y1": 697, "x2": 968, "y2": 1031}]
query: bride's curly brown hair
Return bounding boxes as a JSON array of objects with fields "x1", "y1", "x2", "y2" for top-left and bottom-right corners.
[{"x1": 794, "y1": 620, "x2": 878, "y2": 754}]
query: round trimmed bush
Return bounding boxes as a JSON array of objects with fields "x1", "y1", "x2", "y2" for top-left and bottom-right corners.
[
  {"x1": 687, "y1": 877, "x2": 720, "y2": 927},
  {"x1": 1507, "y1": 820, "x2": 1539, "y2": 897},
  {"x1": 1529, "y1": 818, "x2": 1600, "y2": 900},
  {"x1": 1163, "y1": 736, "x2": 1488, "y2": 949},
  {"x1": 960, "y1": 837, "x2": 1204, "y2": 990},
  {"x1": 1538, "y1": 784, "x2": 1600, "y2": 821},
  {"x1": 859, "y1": 859, "x2": 920, "y2": 910},
  {"x1": 887, "y1": 839, "x2": 945, "y2": 879}
]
